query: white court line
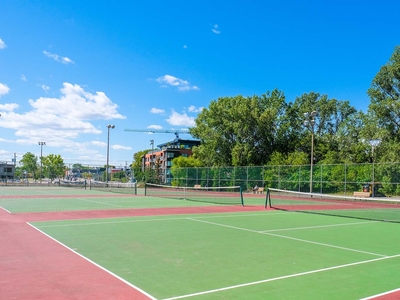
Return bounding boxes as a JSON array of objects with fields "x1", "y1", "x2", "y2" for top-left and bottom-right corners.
[
  {"x1": 187, "y1": 218, "x2": 387, "y2": 257},
  {"x1": 260, "y1": 220, "x2": 378, "y2": 233},
  {"x1": 161, "y1": 254, "x2": 400, "y2": 300},
  {"x1": 360, "y1": 287, "x2": 400, "y2": 299},
  {"x1": 35, "y1": 212, "x2": 278, "y2": 228},
  {"x1": 35, "y1": 211, "x2": 370, "y2": 229},
  {"x1": 27, "y1": 222, "x2": 157, "y2": 300},
  {"x1": 0, "y1": 205, "x2": 11, "y2": 213},
  {"x1": 77, "y1": 198, "x2": 123, "y2": 207},
  {"x1": 36, "y1": 216, "x2": 195, "y2": 228}
]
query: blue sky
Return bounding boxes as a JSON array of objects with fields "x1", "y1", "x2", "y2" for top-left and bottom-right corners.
[{"x1": 1, "y1": 0, "x2": 399, "y2": 167}]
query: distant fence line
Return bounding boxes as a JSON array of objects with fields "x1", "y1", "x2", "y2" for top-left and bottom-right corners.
[
  {"x1": 10, "y1": 164, "x2": 129, "y2": 183},
  {"x1": 171, "y1": 162, "x2": 400, "y2": 196}
]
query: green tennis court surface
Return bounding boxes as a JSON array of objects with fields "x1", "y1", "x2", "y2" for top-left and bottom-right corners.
[
  {"x1": 3, "y1": 186, "x2": 400, "y2": 299},
  {"x1": 31, "y1": 211, "x2": 400, "y2": 299}
]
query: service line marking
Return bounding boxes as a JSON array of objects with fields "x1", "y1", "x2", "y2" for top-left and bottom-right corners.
[
  {"x1": 161, "y1": 253, "x2": 400, "y2": 300},
  {"x1": 77, "y1": 198, "x2": 123, "y2": 207},
  {"x1": 187, "y1": 218, "x2": 387, "y2": 257}
]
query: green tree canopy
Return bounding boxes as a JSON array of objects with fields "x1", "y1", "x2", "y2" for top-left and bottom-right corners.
[
  {"x1": 19, "y1": 152, "x2": 38, "y2": 178},
  {"x1": 288, "y1": 92, "x2": 359, "y2": 164},
  {"x1": 41, "y1": 154, "x2": 65, "y2": 180},
  {"x1": 171, "y1": 156, "x2": 203, "y2": 169},
  {"x1": 191, "y1": 89, "x2": 287, "y2": 167},
  {"x1": 368, "y1": 46, "x2": 400, "y2": 142}
]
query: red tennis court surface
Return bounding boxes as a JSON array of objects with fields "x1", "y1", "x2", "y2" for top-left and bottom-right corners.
[
  {"x1": 2, "y1": 204, "x2": 399, "y2": 299},
  {"x1": 0, "y1": 205, "x2": 264, "y2": 300}
]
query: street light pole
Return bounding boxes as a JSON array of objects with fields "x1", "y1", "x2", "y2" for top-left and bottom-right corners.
[
  {"x1": 38, "y1": 142, "x2": 46, "y2": 183},
  {"x1": 106, "y1": 124, "x2": 115, "y2": 183},
  {"x1": 303, "y1": 111, "x2": 318, "y2": 193},
  {"x1": 370, "y1": 139, "x2": 380, "y2": 197}
]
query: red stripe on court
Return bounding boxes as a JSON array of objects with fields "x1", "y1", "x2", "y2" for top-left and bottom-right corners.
[
  {"x1": 0, "y1": 209, "x2": 152, "y2": 300},
  {"x1": 1, "y1": 205, "x2": 266, "y2": 299},
  {"x1": 17, "y1": 205, "x2": 266, "y2": 222},
  {"x1": 368, "y1": 290, "x2": 400, "y2": 299}
]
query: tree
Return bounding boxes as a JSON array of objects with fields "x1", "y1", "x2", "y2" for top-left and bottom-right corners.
[
  {"x1": 288, "y1": 92, "x2": 359, "y2": 164},
  {"x1": 131, "y1": 149, "x2": 151, "y2": 182},
  {"x1": 19, "y1": 152, "x2": 38, "y2": 179},
  {"x1": 191, "y1": 89, "x2": 287, "y2": 167},
  {"x1": 368, "y1": 46, "x2": 400, "y2": 142},
  {"x1": 41, "y1": 154, "x2": 65, "y2": 181},
  {"x1": 171, "y1": 156, "x2": 203, "y2": 169}
]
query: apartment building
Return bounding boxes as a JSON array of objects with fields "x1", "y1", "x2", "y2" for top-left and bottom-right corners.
[{"x1": 142, "y1": 138, "x2": 200, "y2": 184}]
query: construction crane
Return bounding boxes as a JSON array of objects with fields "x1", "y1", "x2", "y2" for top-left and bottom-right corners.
[{"x1": 124, "y1": 128, "x2": 191, "y2": 139}]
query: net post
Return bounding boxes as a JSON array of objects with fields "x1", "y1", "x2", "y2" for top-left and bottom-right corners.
[
  {"x1": 144, "y1": 183, "x2": 147, "y2": 196},
  {"x1": 240, "y1": 186, "x2": 244, "y2": 206},
  {"x1": 264, "y1": 188, "x2": 270, "y2": 209},
  {"x1": 134, "y1": 183, "x2": 137, "y2": 195},
  {"x1": 84, "y1": 179, "x2": 87, "y2": 190}
]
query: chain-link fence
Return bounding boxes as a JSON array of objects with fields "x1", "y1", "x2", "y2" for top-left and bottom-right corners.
[
  {"x1": 4, "y1": 163, "x2": 132, "y2": 185},
  {"x1": 171, "y1": 162, "x2": 400, "y2": 196}
]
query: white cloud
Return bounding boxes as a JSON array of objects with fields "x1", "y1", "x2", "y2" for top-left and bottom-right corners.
[
  {"x1": 0, "y1": 81, "x2": 130, "y2": 168},
  {"x1": 150, "y1": 107, "x2": 165, "y2": 114},
  {"x1": 147, "y1": 125, "x2": 162, "y2": 129},
  {"x1": 112, "y1": 144, "x2": 132, "y2": 150},
  {"x1": 0, "y1": 82, "x2": 125, "y2": 143},
  {"x1": 156, "y1": 75, "x2": 199, "y2": 91},
  {"x1": 62, "y1": 57, "x2": 74, "y2": 64},
  {"x1": 167, "y1": 110, "x2": 196, "y2": 127},
  {"x1": 91, "y1": 141, "x2": 107, "y2": 147},
  {"x1": 0, "y1": 103, "x2": 19, "y2": 111},
  {"x1": 0, "y1": 38, "x2": 6, "y2": 49},
  {"x1": 0, "y1": 83, "x2": 10, "y2": 96},
  {"x1": 188, "y1": 105, "x2": 204, "y2": 113},
  {"x1": 211, "y1": 24, "x2": 221, "y2": 34},
  {"x1": 21, "y1": 75, "x2": 27, "y2": 82},
  {"x1": 43, "y1": 50, "x2": 74, "y2": 64},
  {"x1": 41, "y1": 84, "x2": 50, "y2": 92}
]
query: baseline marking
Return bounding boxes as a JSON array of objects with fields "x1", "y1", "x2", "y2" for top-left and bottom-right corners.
[
  {"x1": 0, "y1": 205, "x2": 11, "y2": 213},
  {"x1": 27, "y1": 222, "x2": 157, "y2": 300},
  {"x1": 161, "y1": 254, "x2": 400, "y2": 300},
  {"x1": 360, "y1": 287, "x2": 400, "y2": 299}
]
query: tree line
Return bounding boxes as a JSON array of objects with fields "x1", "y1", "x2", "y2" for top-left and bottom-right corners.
[
  {"x1": 173, "y1": 45, "x2": 400, "y2": 169},
  {"x1": 17, "y1": 154, "x2": 129, "y2": 182},
  {"x1": 18, "y1": 46, "x2": 400, "y2": 184}
]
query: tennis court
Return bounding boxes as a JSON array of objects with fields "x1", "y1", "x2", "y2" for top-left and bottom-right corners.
[{"x1": 1, "y1": 186, "x2": 400, "y2": 299}]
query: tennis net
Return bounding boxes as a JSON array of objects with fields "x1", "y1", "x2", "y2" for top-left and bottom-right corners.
[
  {"x1": 145, "y1": 183, "x2": 244, "y2": 206},
  {"x1": 265, "y1": 188, "x2": 400, "y2": 223},
  {"x1": 89, "y1": 181, "x2": 137, "y2": 195},
  {"x1": 59, "y1": 180, "x2": 87, "y2": 189}
]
